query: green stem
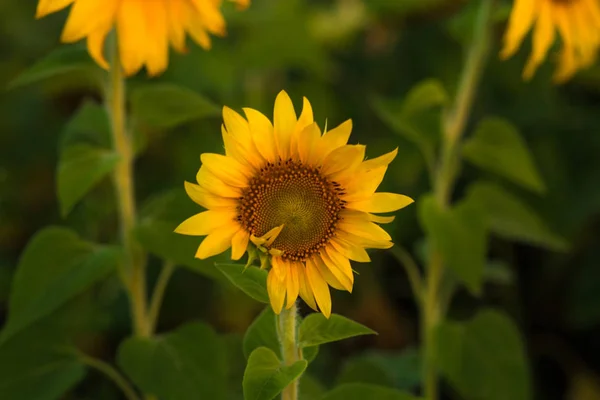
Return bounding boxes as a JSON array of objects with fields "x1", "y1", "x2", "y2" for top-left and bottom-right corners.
[
  {"x1": 277, "y1": 302, "x2": 301, "y2": 400},
  {"x1": 105, "y1": 38, "x2": 149, "y2": 339},
  {"x1": 147, "y1": 261, "x2": 176, "y2": 333},
  {"x1": 78, "y1": 353, "x2": 141, "y2": 400},
  {"x1": 390, "y1": 245, "x2": 423, "y2": 305},
  {"x1": 421, "y1": 1, "x2": 494, "y2": 399}
]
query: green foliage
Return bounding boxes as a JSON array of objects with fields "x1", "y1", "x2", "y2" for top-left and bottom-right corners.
[
  {"x1": 216, "y1": 263, "x2": 269, "y2": 304},
  {"x1": 57, "y1": 144, "x2": 119, "y2": 217},
  {"x1": 437, "y1": 309, "x2": 531, "y2": 400},
  {"x1": 1, "y1": 227, "x2": 120, "y2": 342},
  {"x1": 130, "y1": 83, "x2": 219, "y2": 129},
  {"x1": 463, "y1": 117, "x2": 546, "y2": 193},
  {"x1": 418, "y1": 195, "x2": 487, "y2": 295},
  {"x1": 135, "y1": 189, "x2": 224, "y2": 279},
  {"x1": 118, "y1": 322, "x2": 228, "y2": 400},
  {"x1": 243, "y1": 347, "x2": 307, "y2": 400},
  {"x1": 298, "y1": 313, "x2": 376, "y2": 348},
  {"x1": 7, "y1": 44, "x2": 99, "y2": 89},
  {"x1": 373, "y1": 79, "x2": 447, "y2": 166},
  {"x1": 320, "y1": 383, "x2": 419, "y2": 400},
  {"x1": 0, "y1": 319, "x2": 85, "y2": 400},
  {"x1": 299, "y1": 374, "x2": 327, "y2": 400},
  {"x1": 466, "y1": 182, "x2": 568, "y2": 251},
  {"x1": 243, "y1": 307, "x2": 319, "y2": 363}
]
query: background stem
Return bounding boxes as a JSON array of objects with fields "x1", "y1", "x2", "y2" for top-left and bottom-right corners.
[
  {"x1": 147, "y1": 261, "x2": 176, "y2": 333},
  {"x1": 105, "y1": 39, "x2": 149, "y2": 339},
  {"x1": 78, "y1": 353, "x2": 141, "y2": 400},
  {"x1": 278, "y1": 302, "x2": 300, "y2": 400},
  {"x1": 421, "y1": 1, "x2": 494, "y2": 399}
]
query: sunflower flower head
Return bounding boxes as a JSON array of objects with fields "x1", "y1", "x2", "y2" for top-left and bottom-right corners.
[
  {"x1": 36, "y1": 0, "x2": 250, "y2": 77},
  {"x1": 176, "y1": 91, "x2": 414, "y2": 318},
  {"x1": 501, "y1": 0, "x2": 600, "y2": 82}
]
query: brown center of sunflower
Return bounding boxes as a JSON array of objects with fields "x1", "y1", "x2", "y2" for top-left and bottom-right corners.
[{"x1": 237, "y1": 159, "x2": 345, "y2": 261}]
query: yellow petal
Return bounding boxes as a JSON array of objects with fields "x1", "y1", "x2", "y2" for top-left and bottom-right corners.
[
  {"x1": 523, "y1": 0, "x2": 555, "y2": 80},
  {"x1": 87, "y1": 25, "x2": 111, "y2": 70},
  {"x1": 291, "y1": 97, "x2": 314, "y2": 159},
  {"x1": 306, "y1": 260, "x2": 332, "y2": 318},
  {"x1": 184, "y1": 181, "x2": 238, "y2": 209},
  {"x1": 330, "y1": 238, "x2": 371, "y2": 263},
  {"x1": 273, "y1": 90, "x2": 297, "y2": 160},
  {"x1": 347, "y1": 193, "x2": 414, "y2": 213},
  {"x1": 61, "y1": 0, "x2": 113, "y2": 42},
  {"x1": 267, "y1": 268, "x2": 286, "y2": 314},
  {"x1": 298, "y1": 264, "x2": 318, "y2": 312},
  {"x1": 231, "y1": 229, "x2": 250, "y2": 260},
  {"x1": 175, "y1": 209, "x2": 237, "y2": 236},
  {"x1": 222, "y1": 107, "x2": 263, "y2": 169},
  {"x1": 271, "y1": 256, "x2": 289, "y2": 280},
  {"x1": 244, "y1": 107, "x2": 277, "y2": 163},
  {"x1": 285, "y1": 263, "x2": 300, "y2": 309},
  {"x1": 500, "y1": 0, "x2": 537, "y2": 59},
  {"x1": 167, "y1": 0, "x2": 187, "y2": 53},
  {"x1": 361, "y1": 148, "x2": 398, "y2": 170},
  {"x1": 320, "y1": 119, "x2": 352, "y2": 158},
  {"x1": 341, "y1": 166, "x2": 387, "y2": 202},
  {"x1": 321, "y1": 144, "x2": 365, "y2": 178},
  {"x1": 201, "y1": 153, "x2": 251, "y2": 188},
  {"x1": 36, "y1": 0, "x2": 74, "y2": 18},
  {"x1": 195, "y1": 222, "x2": 240, "y2": 259},
  {"x1": 369, "y1": 214, "x2": 395, "y2": 224},
  {"x1": 189, "y1": 0, "x2": 226, "y2": 35},
  {"x1": 297, "y1": 122, "x2": 322, "y2": 166},
  {"x1": 338, "y1": 214, "x2": 392, "y2": 243},
  {"x1": 310, "y1": 256, "x2": 346, "y2": 291},
  {"x1": 196, "y1": 165, "x2": 242, "y2": 198},
  {"x1": 117, "y1": 1, "x2": 147, "y2": 76},
  {"x1": 142, "y1": 1, "x2": 169, "y2": 76},
  {"x1": 318, "y1": 249, "x2": 353, "y2": 292}
]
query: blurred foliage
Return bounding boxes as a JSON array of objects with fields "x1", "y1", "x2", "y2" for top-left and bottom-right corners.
[{"x1": 1, "y1": 0, "x2": 600, "y2": 399}]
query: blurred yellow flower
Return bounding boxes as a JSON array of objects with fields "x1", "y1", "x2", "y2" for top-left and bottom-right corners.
[
  {"x1": 36, "y1": 0, "x2": 249, "y2": 76},
  {"x1": 501, "y1": 0, "x2": 600, "y2": 82},
  {"x1": 175, "y1": 91, "x2": 413, "y2": 317}
]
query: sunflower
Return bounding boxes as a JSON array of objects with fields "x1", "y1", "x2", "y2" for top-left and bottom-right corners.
[
  {"x1": 501, "y1": 0, "x2": 600, "y2": 82},
  {"x1": 175, "y1": 91, "x2": 413, "y2": 317},
  {"x1": 35, "y1": 0, "x2": 249, "y2": 76}
]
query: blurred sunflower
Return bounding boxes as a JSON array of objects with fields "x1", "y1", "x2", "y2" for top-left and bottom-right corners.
[
  {"x1": 501, "y1": 0, "x2": 600, "y2": 82},
  {"x1": 35, "y1": 0, "x2": 249, "y2": 76},
  {"x1": 176, "y1": 91, "x2": 413, "y2": 317}
]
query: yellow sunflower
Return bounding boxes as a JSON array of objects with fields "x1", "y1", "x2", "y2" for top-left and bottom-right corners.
[
  {"x1": 501, "y1": 0, "x2": 600, "y2": 82},
  {"x1": 175, "y1": 91, "x2": 413, "y2": 317},
  {"x1": 35, "y1": 0, "x2": 249, "y2": 76}
]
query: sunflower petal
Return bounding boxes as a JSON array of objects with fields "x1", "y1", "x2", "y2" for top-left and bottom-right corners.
[
  {"x1": 267, "y1": 268, "x2": 286, "y2": 314},
  {"x1": 298, "y1": 264, "x2": 318, "y2": 311},
  {"x1": 273, "y1": 91, "x2": 297, "y2": 160},
  {"x1": 195, "y1": 222, "x2": 240, "y2": 259},
  {"x1": 184, "y1": 181, "x2": 238, "y2": 209},
  {"x1": 306, "y1": 260, "x2": 332, "y2": 318},
  {"x1": 319, "y1": 249, "x2": 353, "y2": 292},
  {"x1": 320, "y1": 119, "x2": 352, "y2": 158},
  {"x1": 244, "y1": 107, "x2": 278, "y2": 163},
  {"x1": 311, "y1": 256, "x2": 346, "y2": 290},
  {"x1": 196, "y1": 166, "x2": 242, "y2": 198},
  {"x1": 347, "y1": 193, "x2": 414, "y2": 213},
  {"x1": 36, "y1": 0, "x2": 75, "y2": 18},
  {"x1": 286, "y1": 263, "x2": 300, "y2": 309},
  {"x1": 201, "y1": 153, "x2": 251, "y2": 187},
  {"x1": 231, "y1": 229, "x2": 250, "y2": 260},
  {"x1": 321, "y1": 144, "x2": 365, "y2": 177},
  {"x1": 175, "y1": 209, "x2": 237, "y2": 236}
]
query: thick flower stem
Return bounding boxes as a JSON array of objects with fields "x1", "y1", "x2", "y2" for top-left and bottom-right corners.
[
  {"x1": 105, "y1": 39, "x2": 149, "y2": 339},
  {"x1": 278, "y1": 302, "x2": 301, "y2": 400},
  {"x1": 421, "y1": 1, "x2": 494, "y2": 399}
]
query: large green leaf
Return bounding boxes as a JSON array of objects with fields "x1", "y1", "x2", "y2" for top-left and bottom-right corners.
[
  {"x1": 400, "y1": 79, "x2": 448, "y2": 117},
  {"x1": 437, "y1": 309, "x2": 531, "y2": 400},
  {"x1": 130, "y1": 83, "x2": 219, "y2": 129},
  {"x1": 298, "y1": 313, "x2": 376, "y2": 348},
  {"x1": 243, "y1": 307, "x2": 319, "y2": 363},
  {"x1": 319, "y1": 383, "x2": 419, "y2": 400},
  {"x1": 243, "y1": 347, "x2": 307, "y2": 400},
  {"x1": 1, "y1": 227, "x2": 120, "y2": 342},
  {"x1": 217, "y1": 263, "x2": 269, "y2": 304},
  {"x1": 0, "y1": 319, "x2": 86, "y2": 400},
  {"x1": 463, "y1": 117, "x2": 546, "y2": 193},
  {"x1": 135, "y1": 189, "x2": 225, "y2": 280},
  {"x1": 118, "y1": 322, "x2": 228, "y2": 400},
  {"x1": 60, "y1": 101, "x2": 111, "y2": 150},
  {"x1": 57, "y1": 144, "x2": 119, "y2": 217},
  {"x1": 418, "y1": 195, "x2": 487, "y2": 295},
  {"x1": 8, "y1": 44, "x2": 99, "y2": 89},
  {"x1": 466, "y1": 182, "x2": 568, "y2": 251},
  {"x1": 300, "y1": 374, "x2": 327, "y2": 400}
]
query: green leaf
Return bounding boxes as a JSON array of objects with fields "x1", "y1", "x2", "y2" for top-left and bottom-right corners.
[
  {"x1": 57, "y1": 144, "x2": 119, "y2": 217},
  {"x1": 8, "y1": 44, "x2": 99, "y2": 89},
  {"x1": 131, "y1": 83, "x2": 219, "y2": 129},
  {"x1": 463, "y1": 117, "x2": 546, "y2": 193},
  {"x1": 298, "y1": 313, "x2": 376, "y2": 348},
  {"x1": 1, "y1": 227, "x2": 120, "y2": 342},
  {"x1": 216, "y1": 263, "x2": 269, "y2": 304},
  {"x1": 243, "y1": 307, "x2": 319, "y2": 363},
  {"x1": 418, "y1": 195, "x2": 487, "y2": 295},
  {"x1": 466, "y1": 182, "x2": 568, "y2": 251},
  {"x1": 243, "y1": 347, "x2": 307, "y2": 400},
  {"x1": 336, "y1": 357, "x2": 393, "y2": 388},
  {"x1": 320, "y1": 383, "x2": 419, "y2": 400},
  {"x1": 299, "y1": 374, "x2": 327, "y2": 400},
  {"x1": 400, "y1": 79, "x2": 448, "y2": 117},
  {"x1": 60, "y1": 101, "x2": 111, "y2": 150},
  {"x1": 118, "y1": 322, "x2": 228, "y2": 400},
  {"x1": 0, "y1": 319, "x2": 86, "y2": 400},
  {"x1": 437, "y1": 309, "x2": 531, "y2": 400},
  {"x1": 243, "y1": 307, "x2": 279, "y2": 359},
  {"x1": 135, "y1": 190, "x2": 224, "y2": 280}
]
